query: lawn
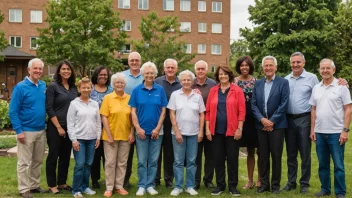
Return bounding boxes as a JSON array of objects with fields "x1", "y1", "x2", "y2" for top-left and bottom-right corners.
[{"x1": 0, "y1": 142, "x2": 351, "y2": 198}]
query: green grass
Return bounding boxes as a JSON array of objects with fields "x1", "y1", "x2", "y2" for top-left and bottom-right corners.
[
  {"x1": 0, "y1": 137, "x2": 17, "y2": 149},
  {"x1": 0, "y1": 142, "x2": 352, "y2": 197}
]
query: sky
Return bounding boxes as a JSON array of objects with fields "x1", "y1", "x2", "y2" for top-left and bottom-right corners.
[{"x1": 230, "y1": 0, "x2": 255, "y2": 41}]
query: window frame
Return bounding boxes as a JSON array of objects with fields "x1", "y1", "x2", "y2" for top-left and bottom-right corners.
[
  {"x1": 212, "y1": 1, "x2": 222, "y2": 13},
  {"x1": 197, "y1": 44, "x2": 206, "y2": 54},
  {"x1": 185, "y1": 44, "x2": 192, "y2": 54},
  {"x1": 198, "y1": 1, "x2": 206, "y2": 12},
  {"x1": 180, "y1": 0, "x2": 191, "y2": 11},
  {"x1": 198, "y1": 22, "x2": 207, "y2": 33},
  {"x1": 122, "y1": 20, "x2": 132, "y2": 31},
  {"x1": 212, "y1": 23, "x2": 222, "y2": 34},
  {"x1": 9, "y1": 36, "x2": 22, "y2": 48},
  {"x1": 118, "y1": 0, "x2": 130, "y2": 9},
  {"x1": 30, "y1": 10, "x2": 43, "y2": 23},
  {"x1": 30, "y1": 37, "x2": 39, "y2": 50},
  {"x1": 211, "y1": 44, "x2": 222, "y2": 55},
  {"x1": 138, "y1": 0, "x2": 149, "y2": 10},
  {"x1": 180, "y1": 22, "x2": 191, "y2": 32},
  {"x1": 163, "y1": 0, "x2": 174, "y2": 11},
  {"x1": 9, "y1": 9, "x2": 22, "y2": 23}
]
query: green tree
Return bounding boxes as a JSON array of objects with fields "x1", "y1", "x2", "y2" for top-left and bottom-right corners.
[
  {"x1": 0, "y1": 11, "x2": 8, "y2": 61},
  {"x1": 240, "y1": 0, "x2": 341, "y2": 76},
  {"x1": 132, "y1": 12, "x2": 196, "y2": 75},
  {"x1": 37, "y1": 0, "x2": 127, "y2": 76},
  {"x1": 230, "y1": 39, "x2": 249, "y2": 71}
]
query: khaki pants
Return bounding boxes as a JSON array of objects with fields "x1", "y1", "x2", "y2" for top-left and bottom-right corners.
[
  {"x1": 17, "y1": 130, "x2": 46, "y2": 193},
  {"x1": 104, "y1": 140, "x2": 130, "y2": 190}
]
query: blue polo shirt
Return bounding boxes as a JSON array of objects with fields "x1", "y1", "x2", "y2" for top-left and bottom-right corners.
[
  {"x1": 122, "y1": 69, "x2": 144, "y2": 95},
  {"x1": 129, "y1": 82, "x2": 168, "y2": 135}
]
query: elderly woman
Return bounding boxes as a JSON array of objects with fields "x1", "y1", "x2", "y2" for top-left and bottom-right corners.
[
  {"x1": 100, "y1": 73, "x2": 135, "y2": 197},
  {"x1": 205, "y1": 66, "x2": 246, "y2": 196},
  {"x1": 90, "y1": 66, "x2": 113, "y2": 188},
  {"x1": 46, "y1": 60, "x2": 78, "y2": 194},
  {"x1": 234, "y1": 56, "x2": 261, "y2": 189},
  {"x1": 128, "y1": 61, "x2": 167, "y2": 196},
  {"x1": 168, "y1": 70, "x2": 205, "y2": 196},
  {"x1": 67, "y1": 77, "x2": 101, "y2": 198}
]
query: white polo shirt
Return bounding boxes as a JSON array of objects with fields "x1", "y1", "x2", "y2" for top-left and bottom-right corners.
[
  {"x1": 167, "y1": 89, "x2": 206, "y2": 136},
  {"x1": 309, "y1": 78, "x2": 352, "y2": 134}
]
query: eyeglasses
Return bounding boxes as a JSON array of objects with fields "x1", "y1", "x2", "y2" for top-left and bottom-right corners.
[
  {"x1": 98, "y1": 74, "x2": 108, "y2": 77},
  {"x1": 129, "y1": 59, "x2": 140, "y2": 62}
]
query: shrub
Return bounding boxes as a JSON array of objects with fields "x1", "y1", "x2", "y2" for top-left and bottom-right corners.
[{"x1": 0, "y1": 100, "x2": 10, "y2": 129}]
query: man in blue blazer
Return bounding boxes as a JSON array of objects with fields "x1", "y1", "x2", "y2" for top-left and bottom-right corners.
[{"x1": 251, "y1": 56, "x2": 289, "y2": 194}]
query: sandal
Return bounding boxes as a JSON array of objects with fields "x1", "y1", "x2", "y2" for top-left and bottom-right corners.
[
  {"x1": 58, "y1": 185, "x2": 72, "y2": 191},
  {"x1": 242, "y1": 181, "x2": 255, "y2": 189},
  {"x1": 48, "y1": 187, "x2": 60, "y2": 194}
]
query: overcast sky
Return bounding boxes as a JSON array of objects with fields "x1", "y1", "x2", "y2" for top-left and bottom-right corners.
[{"x1": 230, "y1": 0, "x2": 255, "y2": 42}]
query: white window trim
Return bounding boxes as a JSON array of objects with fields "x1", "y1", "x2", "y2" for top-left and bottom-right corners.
[
  {"x1": 198, "y1": 1, "x2": 206, "y2": 12},
  {"x1": 211, "y1": 44, "x2": 222, "y2": 55},
  {"x1": 212, "y1": 1, "x2": 222, "y2": 13},
  {"x1": 138, "y1": 0, "x2": 149, "y2": 10},
  {"x1": 163, "y1": 0, "x2": 174, "y2": 11},
  {"x1": 9, "y1": 36, "x2": 22, "y2": 48},
  {"x1": 198, "y1": 44, "x2": 206, "y2": 54},
  {"x1": 30, "y1": 37, "x2": 39, "y2": 50},
  {"x1": 212, "y1": 23, "x2": 222, "y2": 34},
  {"x1": 185, "y1": 44, "x2": 192, "y2": 54},
  {"x1": 198, "y1": 22, "x2": 207, "y2": 33},
  {"x1": 180, "y1": 22, "x2": 191, "y2": 32},
  {"x1": 180, "y1": 0, "x2": 191, "y2": 11},
  {"x1": 118, "y1": 0, "x2": 130, "y2": 9},
  {"x1": 9, "y1": 9, "x2": 22, "y2": 23},
  {"x1": 30, "y1": 10, "x2": 43, "y2": 23},
  {"x1": 123, "y1": 21, "x2": 131, "y2": 31}
]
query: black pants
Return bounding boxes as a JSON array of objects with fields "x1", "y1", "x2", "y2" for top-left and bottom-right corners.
[
  {"x1": 124, "y1": 141, "x2": 135, "y2": 183},
  {"x1": 212, "y1": 134, "x2": 240, "y2": 190},
  {"x1": 195, "y1": 128, "x2": 214, "y2": 184},
  {"x1": 285, "y1": 115, "x2": 311, "y2": 187},
  {"x1": 46, "y1": 122, "x2": 72, "y2": 187},
  {"x1": 257, "y1": 128, "x2": 285, "y2": 191},
  {"x1": 91, "y1": 140, "x2": 105, "y2": 183},
  {"x1": 155, "y1": 120, "x2": 174, "y2": 183}
]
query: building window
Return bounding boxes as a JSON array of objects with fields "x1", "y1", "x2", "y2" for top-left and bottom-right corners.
[
  {"x1": 198, "y1": 1, "x2": 206, "y2": 12},
  {"x1": 212, "y1": 23, "x2": 222, "y2": 33},
  {"x1": 212, "y1": 1, "x2": 222, "y2": 13},
  {"x1": 211, "y1": 65, "x2": 216, "y2": 72},
  {"x1": 30, "y1": 37, "x2": 39, "y2": 49},
  {"x1": 198, "y1": 22, "x2": 206, "y2": 33},
  {"x1": 198, "y1": 44, "x2": 206, "y2": 54},
  {"x1": 180, "y1": 0, "x2": 191, "y2": 11},
  {"x1": 185, "y1": 44, "x2": 191, "y2": 54},
  {"x1": 9, "y1": 9, "x2": 22, "y2": 23},
  {"x1": 118, "y1": 0, "x2": 130, "y2": 9},
  {"x1": 9, "y1": 36, "x2": 22, "y2": 48},
  {"x1": 30, "y1": 10, "x2": 43, "y2": 23},
  {"x1": 163, "y1": 0, "x2": 174, "y2": 11},
  {"x1": 120, "y1": 44, "x2": 131, "y2": 53},
  {"x1": 211, "y1": 44, "x2": 222, "y2": 55},
  {"x1": 122, "y1": 21, "x2": 131, "y2": 31},
  {"x1": 138, "y1": 0, "x2": 148, "y2": 9},
  {"x1": 180, "y1": 22, "x2": 191, "y2": 32}
]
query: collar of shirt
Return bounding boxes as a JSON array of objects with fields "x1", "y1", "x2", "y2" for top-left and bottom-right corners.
[
  {"x1": 76, "y1": 97, "x2": 93, "y2": 103},
  {"x1": 141, "y1": 82, "x2": 157, "y2": 90},
  {"x1": 194, "y1": 77, "x2": 209, "y2": 86},
  {"x1": 265, "y1": 74, "x2": 276, "y2": 83},
  {"x1": 289, "y1": 69, "x2": 307, "y2": 79},
  {"x1": 127, "y1": 69, "x2": 141, "y2": 78},
  {"x1": 111, "y1": 91, "x2": 128, "y2": 99},
  {"x1": 179, "y1": 88, "x2": 195, "y2": 96},
  {"x1": 319, "y1": 78, "x2": 337, "y2": 87},
  {"x1": 25, "y1": 76, "x2": 40, "y2": 87},
  {"x1": 161, "y1": 75, "x2": 180, "y2": 84}
]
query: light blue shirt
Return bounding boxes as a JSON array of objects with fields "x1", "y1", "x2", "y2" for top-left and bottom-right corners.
[
  {"x1": 122, "y1": 69, "x2": 144, "y2": 95},
  {"x1": 264, "y1": 75, "x2": 275, "y2": 115},
  {"x1": 285, "y1": 69, "x2": 319, "y2": 114}
]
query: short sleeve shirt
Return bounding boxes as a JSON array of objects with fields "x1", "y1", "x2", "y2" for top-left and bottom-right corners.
[
  {"x1": 129, "y1": 83, "x2": 168, "y2": 135},
  {"x1": 167, "y1": 89, "x2": 205, "y2": 136},
  {"x1": 90, "y1": 85, "x2": 113, "y2": 107},
  {"x1": 192, "y1": 77, "x2": 217, "y2": 105},
  {"x1": 122, "y1": 69, "x2": 144, "y2": 95},
  {"x1": 100, "y1": 92, "x2": 131, "y2": 141}
]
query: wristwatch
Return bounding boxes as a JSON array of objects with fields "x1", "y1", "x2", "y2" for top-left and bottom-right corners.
[
  {"x1": 343, "y1": 128, "x2": 350, "y2": 132},
  {"x1": 238, "y1": 128, "x2": 243, "y2": 131}
]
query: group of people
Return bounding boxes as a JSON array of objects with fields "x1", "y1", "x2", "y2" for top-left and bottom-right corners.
[{"x1": 8, "y1": 51, "x2": 351, "y2": 198}]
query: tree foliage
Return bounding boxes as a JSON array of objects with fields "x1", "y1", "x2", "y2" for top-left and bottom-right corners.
[
  {"x1": 132, "y1": 12, "x2": 196, "y2": 75},
  {"x1": 0, "y1": 11, "x2": 9, "y2": 61},
  {"x1": 230, "y1": 39, "x2": 249, "y2": 71},
  {"x1": 37, "y1": 0, "x2": 127, "y2": 76},
  {"x1": 240, "y1": 0, "x2": 341, "y2": 76}
]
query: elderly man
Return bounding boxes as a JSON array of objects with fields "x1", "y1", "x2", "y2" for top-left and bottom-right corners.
[
  {"x1": 154, "y1": 58, "x2": 182, "y2": 188},
  {"x1": 122, "y1": 52, "x2": 144, "y2": 188},
  {"x1": 310, "y1": 59, "x2": 351, "y2": 198},
  {"x1": 9, "y1": 58, "x2": 47, "y2": 198},
  {"x1": 192, "y1": 60, "x2": 217, "y2": 189},
  {"x1": 251, "y1": 56, "x2": 289, "y2": 194}
]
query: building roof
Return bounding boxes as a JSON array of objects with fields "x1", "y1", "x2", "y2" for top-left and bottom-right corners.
[{"x1": 0, "y1": 46, "x2": 35, "y2": 59}]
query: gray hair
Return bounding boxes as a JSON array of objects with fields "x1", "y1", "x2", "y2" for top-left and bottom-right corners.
[
  {"x1": 320, "y1": 58, "x2": 336, "y2": 68},
  {"x1": 163, "y1": 58, "x2": 178, "y2": 68},
  {"x1": 128, "y1": 51, "x2": 141, "y2": 61},
  {"x1": 290, "y1": 52, "x2": 305, "y2": 62},
  {"x1": 28, "y1": 58, "x2": 44, "y2": 68},
  {"x1": 178, "y1": 70, "x2": 195, "y2": 80},
  {"x1": 110, "y1": 72, "x2": 127, "y2": 87},
  {"x1": 194, "y1": 60, "x2": 208, "y2": 71},
  {"x1": 261, "y1": 56, "x2": 277, "y2": 67},
  {"x1": 141, "y1": 61, "x2": 158, "y2": 76}
]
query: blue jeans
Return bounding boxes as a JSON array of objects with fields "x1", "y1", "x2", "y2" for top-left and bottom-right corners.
[
  {"x1": 136, "y1": 134, "x2": 163, "y2": 188},
  {"x1": 72, "y1": 139, "x2": 96, "y2": 194},
  {"x1": 172, "y1": 134, "x2": 198, "y2": 189},
  {"x1": 316, "y1": 133, "x2": 346, "y2": 195}
]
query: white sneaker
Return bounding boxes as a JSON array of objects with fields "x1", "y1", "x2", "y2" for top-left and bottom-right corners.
[
  {"x1": 186, "y1": 188, "x2": 198, "y2": 195},
  {"x1": 83, "y1": 188, "x2": 96, "y2": 195},
  {"x1": 73, "y1": 192, "x2": 84, "y2": 198},
  {"x1": 136, "y1": 187, "x2": 146, "y2": 196},
  {"x1": 170, "y1": 188, "x2": 183, "y2": 196},
  {"x1": 147, "y1": 187, "x2": 158, "y2": 195}
]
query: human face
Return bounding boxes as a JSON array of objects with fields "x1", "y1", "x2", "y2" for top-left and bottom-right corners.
[
  {"x1": 262, "y1": 59, "x2": 277, "y2": 79},
  {"x1": 113, "y1": 78, "x2": 125, "y2": 93},
  {"x1": 195, "y1": 63, "x2": 207, "y2": 79},
  {"x1": 218, "y1": 69, "x2": 230, "y2": 84},
  {"x1": 164, "y1": 60, "x2": 177, "y2": 78},
  {"x1": 239, "y1": 61, "x2": 250, "y2": 76},
  {"x1": 290, "y1": 55, "x2": 305, "y2": 76},
  {"x1": 59, "y1": 64, "x2": 72, "y2": 80},
  {"x1": 180, "y1": 74, "x2": 193, "y2": 90},
  {"x1": 319, "y1": 61, "x2": 335, "y2": 81},
  {"x1": 78, "y1": 83, "x2": 92, "y2": 98},
  {"x1": 143, "y1": 67, "x2": 156, "y2": 84},
  {"x1": 128, "y1": 53, "x2": 141, "y2": 72},
  {"x1": 97, "y1": 69, "x2": 108, "y2": 86},
  {"x1": 27, "y1": 61, "x2": 43, "y2": 81}
]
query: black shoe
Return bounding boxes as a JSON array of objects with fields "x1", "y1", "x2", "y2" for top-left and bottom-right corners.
[
  {"x1": 314, "y1": 190, "x2": 331, "y2": 197},
  {"x1": 229, "y1": 188, "x2": 241, "y2": 197},
  {"x1": 282, "y1": 183, "x2": 296, "y2": 191},
  {"x1": 92, "y1": 182, "x2": 100, "y2": 189},
  {"x1": 272, "y1": 189, "x2": 280, "y2": 194},
  {"x1": 19, "y1": 191, "x2": 33, "y2": 198},
  {"x1": 336, "y1": 194, "x2": 345, "y2": 198},
  {"x1": 300, "y1": 186, "x2": 309, "y2": 194},
  {"x1": 165, "y1": 180, "x2": 173, "y2": 188},
  {"x1": 194, "y1": 182, "x2": 200, "y2": 190},
  {"x1": 57, "y1": 185, "x2": 72, "y2": 191},
  {"x1": 204, "y1": 181, "x2": 215, "y2": 188},
  {"x1": 256, "y1": 186, "x2": 270, "y2": 194},
  {"x1": 123, "y1": 180, "x2": 131, "y2": 188},
  {"x1": 211, "y1": 187, "x2": 224, "y2": 196},
  {"x1": 30, "y1": 187, "x2": 48, "y2": 193},
  {"x1": 154, "y1": 180, "x2": 161, "y2": 186}
]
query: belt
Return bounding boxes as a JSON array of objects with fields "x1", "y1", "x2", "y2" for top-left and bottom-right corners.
[{"x1": 287, "y1": 112, "x2": 311, "y2": 119}]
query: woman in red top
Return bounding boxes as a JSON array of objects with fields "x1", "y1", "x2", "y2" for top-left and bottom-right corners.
[{"x1": 205, "y1": 66, "x2": 246, "y2": 196}]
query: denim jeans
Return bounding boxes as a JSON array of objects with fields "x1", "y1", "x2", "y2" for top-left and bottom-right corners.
[
  {"x1": 72, "y1": 139, "x2": 96, "y2": 194},
  {"x1": 136, "y1": 134, "x2": 163, "y2": 188},
  {"x1": 172, "y1": 134, "x2": 198, "y2": 189},
  {"x1": 316, "y1": 133, "x2": 346, "y2": 195}
]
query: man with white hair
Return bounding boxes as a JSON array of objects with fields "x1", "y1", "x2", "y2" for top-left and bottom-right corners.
[
  {"x1": 9, "y1": 58, "x2": 47, "y2": 198},
  {"x1": 309, "y1": 59, "x2": 351, "y2": 198}
]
